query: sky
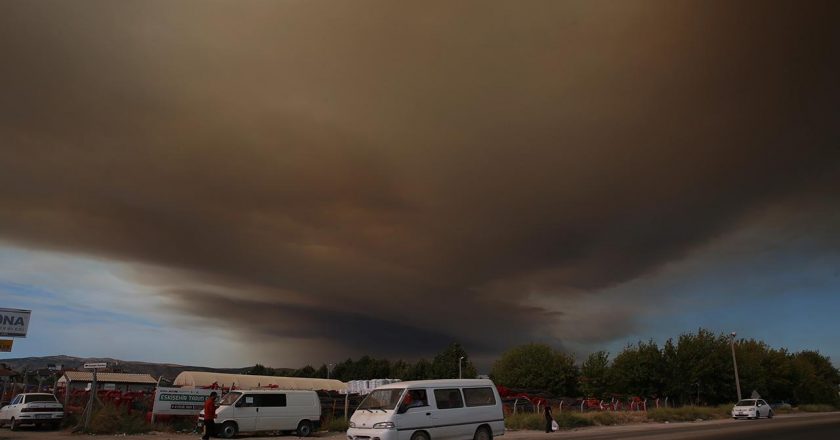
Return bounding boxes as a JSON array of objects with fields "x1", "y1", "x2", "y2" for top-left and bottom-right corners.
[{"x1": 1, "y1": 0, "x2": 839, "y2": 372}]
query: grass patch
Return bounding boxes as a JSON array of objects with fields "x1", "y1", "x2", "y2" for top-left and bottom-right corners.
[
  {"x1": 87, "y1": 403, "x2": 152, "y2": 434},
  {"x1": 504, "y1": 413, "x2": 544, "y2": 430},
  {"x1": 588, "y1": 412, "x2": 618, "y2": 426},
  {"x1": 324, "y1": 417, "x2": 350, "y2": 432},
  {"x1": 797, "y1": 404, "x2": 836, "y2": 412},
  {"x1": 153, "y1": 416, "x2": 200, "y2": 433},
  {"x1": 504, "y1": 412, "x2": 595, "y2": 431},
  {"x1": 646, "y1": 406, "x2": 730, "y2": 422},
  {"x1": 555, "y1": 412, "x2": 594, "y2": 429}
]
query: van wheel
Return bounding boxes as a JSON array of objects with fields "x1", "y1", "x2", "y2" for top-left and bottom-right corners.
[
  {"x1": 220, "y1": 421, "x2": 238, "y2": 438},
  {"x1": 411, "y1": 431, "x2": 430, "y2": 440},
  {"x1": 9, "y1": 418, "x2": 17, "y2": 431},
  {"x1": 768, "y1": 410, "x2": 774, "y2": 419},
  {"x1": 474, "y1": 426, "x2": 492, "y2": 440},
  {"x1": 297, "y1": 420, "x2": 313, "y2": 437}
]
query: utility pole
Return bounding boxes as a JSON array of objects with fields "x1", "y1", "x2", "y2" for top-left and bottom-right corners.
[
  {"x1": 458, "y1": 357, "x2": 464, "y2": 379},
  {"x1": 730, "y1": 332, "x2": 742, "y2": 401}
]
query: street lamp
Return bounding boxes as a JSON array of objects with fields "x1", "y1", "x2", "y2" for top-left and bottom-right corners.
[
  {"x1": 327, "y1": 363, "x2": 335, "y2": 380},
  {"x1": 458, "y1": 357, "x2": 465, "y2": 379},
  {"x1": 730, "y1": 332, "x2": 742, "y2": 401}
]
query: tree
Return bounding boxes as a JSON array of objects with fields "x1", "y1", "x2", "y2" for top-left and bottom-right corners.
[
  {"x1": 579, "y1": 351, "x2": 611, "y2": 398},
  {"x1": 659, "y1": 329, "x2": 736, "y2": 405},
  {"x1": 611, "y1": 340, "x2": 665, "y2": 399},
  {"x1": 431, "y1": 343, "x2": 478, "y2": 379},
  {"x1": 791, "y1": 351, "x2": 840, "y2": 405},
  {"x1": 248, "y1": 364, "x2": 275, "y2": 376},
  {"x1": 490, "y1": 343, "x2": 578, "y2": 396}
]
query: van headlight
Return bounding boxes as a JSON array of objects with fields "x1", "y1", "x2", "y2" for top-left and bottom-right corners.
[
  {"x1": 372, "y1": 422, "x2": 395, "y2": 429},
  {"x1": 349, "y1": 421, "x2": 356, "y2": 428}
]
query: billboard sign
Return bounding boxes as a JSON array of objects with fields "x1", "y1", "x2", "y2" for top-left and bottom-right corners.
[
  {"x1": 153, "y1": 387, "x2": 215, "y2": 416},
  {"x1": 0, "y1": 308, "x2": 31, "y2": 337},
  {"x1": 83, "y1": 363, "x2": 108, "y2": 369}
]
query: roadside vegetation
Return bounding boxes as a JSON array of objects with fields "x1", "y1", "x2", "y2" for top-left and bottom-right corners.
[{"x1": 265, "y1": 329, "x2": 838, "y2": 410}]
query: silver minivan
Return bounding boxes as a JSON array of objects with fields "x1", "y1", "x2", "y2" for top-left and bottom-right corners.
[
  {"x1": 200, "y1": 389, "x2": 321, "y2": 438},
  {"x1": 347, "y1": 379, "x2": 504, "y2": 440}
]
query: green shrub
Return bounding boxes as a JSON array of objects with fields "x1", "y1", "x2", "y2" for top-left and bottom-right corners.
[
  {"x1": 324, "y1": 417, "x2": 350, "y2": 432},
  {"x1": 797, "y1": 404, "x2": 836, "y2": 412}
]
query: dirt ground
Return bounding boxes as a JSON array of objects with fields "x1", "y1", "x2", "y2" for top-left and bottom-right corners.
[
  {"x1": 0, "y1": 428, "x2": 347, "y2": 440},
  {"x1": 1, "y1": 413, "x2": 838, "y2": 440}
]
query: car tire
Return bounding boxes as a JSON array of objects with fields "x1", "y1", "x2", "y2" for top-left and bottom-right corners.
[
  {"x1": 297, "y1": 420, "x2": 313, "y2": 437},
  {"x1": 768, "y1": 410, "x2": 773, "y2": 419},
  {"x1": 219, "y1": 421, "x2": 238, "y2": 439},
  {"x1": 412, "y1": 431, "x2": 431, "y2": 440},
  {"x1": 9, "y1": 418, "x2": 16, "y2": 431},
  {"x1": 474, "y1": 426, "x2": 492, "y2": 440}
]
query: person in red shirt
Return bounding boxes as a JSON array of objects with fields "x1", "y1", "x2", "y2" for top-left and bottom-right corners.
[{"x1": 202, "y1": 392, "x2": 218, "y2": 440}]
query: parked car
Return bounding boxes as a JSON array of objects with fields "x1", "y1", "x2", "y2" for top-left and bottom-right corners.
[
  {"x1": 0, "y1": 393, "x2": 64, "y2": 430},
  {"x1": 347, "y1": 379, "x2": 505, "y2": 440},
  {"x1": 732, "y1": 399, "x2": 774, "y2": 419},
  {"x1": 199, "y1": 389, "x2": 321, "y2": 439}
]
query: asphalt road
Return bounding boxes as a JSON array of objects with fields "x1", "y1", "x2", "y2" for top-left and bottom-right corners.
[
  {"x1": 502, "y1": 412, "x2": 840, "y2": 440},
  {"x1": 1, "y1": 413, "x2": 838, "y2": 440}
]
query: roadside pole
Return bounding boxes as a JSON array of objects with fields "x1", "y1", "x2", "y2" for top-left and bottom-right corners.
[{"x1": 82, "y1": 363, "x2": 106, "y2": 431}]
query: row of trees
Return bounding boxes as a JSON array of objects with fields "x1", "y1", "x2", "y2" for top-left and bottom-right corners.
[
  {"x1": 248, "y1": 343, "x2": 477, "y2": 383},
  {"x1": 578, "y1": 329, "x2": 839, "y2": 405},
  {"x1": 247, "y1": 329, "x2": 839, "y2": 406}
]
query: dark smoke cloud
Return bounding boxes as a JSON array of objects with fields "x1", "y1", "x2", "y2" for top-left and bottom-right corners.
[{"x1": 1, "y1": 1, "x2": 838, "y2": 362}]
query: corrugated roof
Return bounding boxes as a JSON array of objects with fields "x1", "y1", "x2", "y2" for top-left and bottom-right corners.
[
  {"x1": 59, "y1": 371, "x2": 157, "y2": 384},
  {"x1": 173, "y1": 371, "x2": 346, "y2": 392}
]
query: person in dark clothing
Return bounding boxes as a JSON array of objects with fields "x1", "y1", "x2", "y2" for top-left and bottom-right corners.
[
  {"x1": 202, "y1": 392, "x2": 218, "y2": 440},
  {"x1": 544, "y1": 404, "x2": 553, "y2": 433}
]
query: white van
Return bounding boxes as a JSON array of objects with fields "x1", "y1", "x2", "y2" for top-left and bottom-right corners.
[
  {"x1": 200, "y1": 389, "x2": 321, "y2": 438},
  {"x1": 347, "y1": 379, "x2": 504, "y2": 440}
]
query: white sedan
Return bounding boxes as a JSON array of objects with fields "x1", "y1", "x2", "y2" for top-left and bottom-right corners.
[
  {"x1": 0, "y1": 393, "x2": 64, "y2": 430},
  {"x1": 732, "y1": 399, "x2": 774, "y2": 419}
]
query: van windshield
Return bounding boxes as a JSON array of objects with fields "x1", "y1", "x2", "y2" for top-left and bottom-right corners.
[
  {"x1": 735, "y1": 400, "x2": 756, "y2": 406},
  {"x1": 358, "y1": 388, "x2": 404, "y2": 411},
  {"x1": 219, "y1": 392, "x2": 242, "y2": 406}
]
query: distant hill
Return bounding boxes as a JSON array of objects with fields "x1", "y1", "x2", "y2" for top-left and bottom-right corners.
[{"x1": 0, "y1": 355, "x2": 293, "y2": 380}]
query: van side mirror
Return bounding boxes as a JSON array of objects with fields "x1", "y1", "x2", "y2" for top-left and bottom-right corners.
[{"x1": 396, "y1": 404, "x2": 407, "y2": 414}]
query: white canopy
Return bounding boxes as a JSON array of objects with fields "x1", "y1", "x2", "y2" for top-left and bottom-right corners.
[{"x1": 172, "y1": 371, "x2": 347, "y2": 392}]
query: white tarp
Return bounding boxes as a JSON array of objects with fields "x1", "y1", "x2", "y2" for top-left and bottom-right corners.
[
  {"x1": 346, "y1": 379, "x2": 401, "y2": 395},
  {"x1": 153, "y1": 387, "x2": 214, "y2": 416},
  {"x1": 172, "y1": 371, "x2": 347, "y2": 392}
]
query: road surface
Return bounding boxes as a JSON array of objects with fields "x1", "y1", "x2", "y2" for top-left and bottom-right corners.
[
  {"x1": 504, "y1": 412, "x2": 839, "y2": 440},
  {"x1": 0, "y1": 412, "x2": 837, "y2": 440}
]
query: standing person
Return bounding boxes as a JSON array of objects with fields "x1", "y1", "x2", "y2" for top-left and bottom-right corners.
[
  {"x1": 202, "y1": 391, "x2": 218, "y2": 440},
  {"x1": 544, "y1": 403, "x2": 553, "y2": 433}
]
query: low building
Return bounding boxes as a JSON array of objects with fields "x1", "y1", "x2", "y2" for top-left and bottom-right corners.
[{"x1": 57, "y1": 371, "x2": 157, "y2": 393}]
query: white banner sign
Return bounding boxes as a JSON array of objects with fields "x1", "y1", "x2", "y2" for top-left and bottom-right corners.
[
  {"x1": 83, "y1": 362, "x2": 108, "y2": 369},
  {"x1": 0, "y1": 308, "x2": 31, "y2": 337},
  {"x1": 153, "y1": 387, "x2": 215, "y2": 416}
]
